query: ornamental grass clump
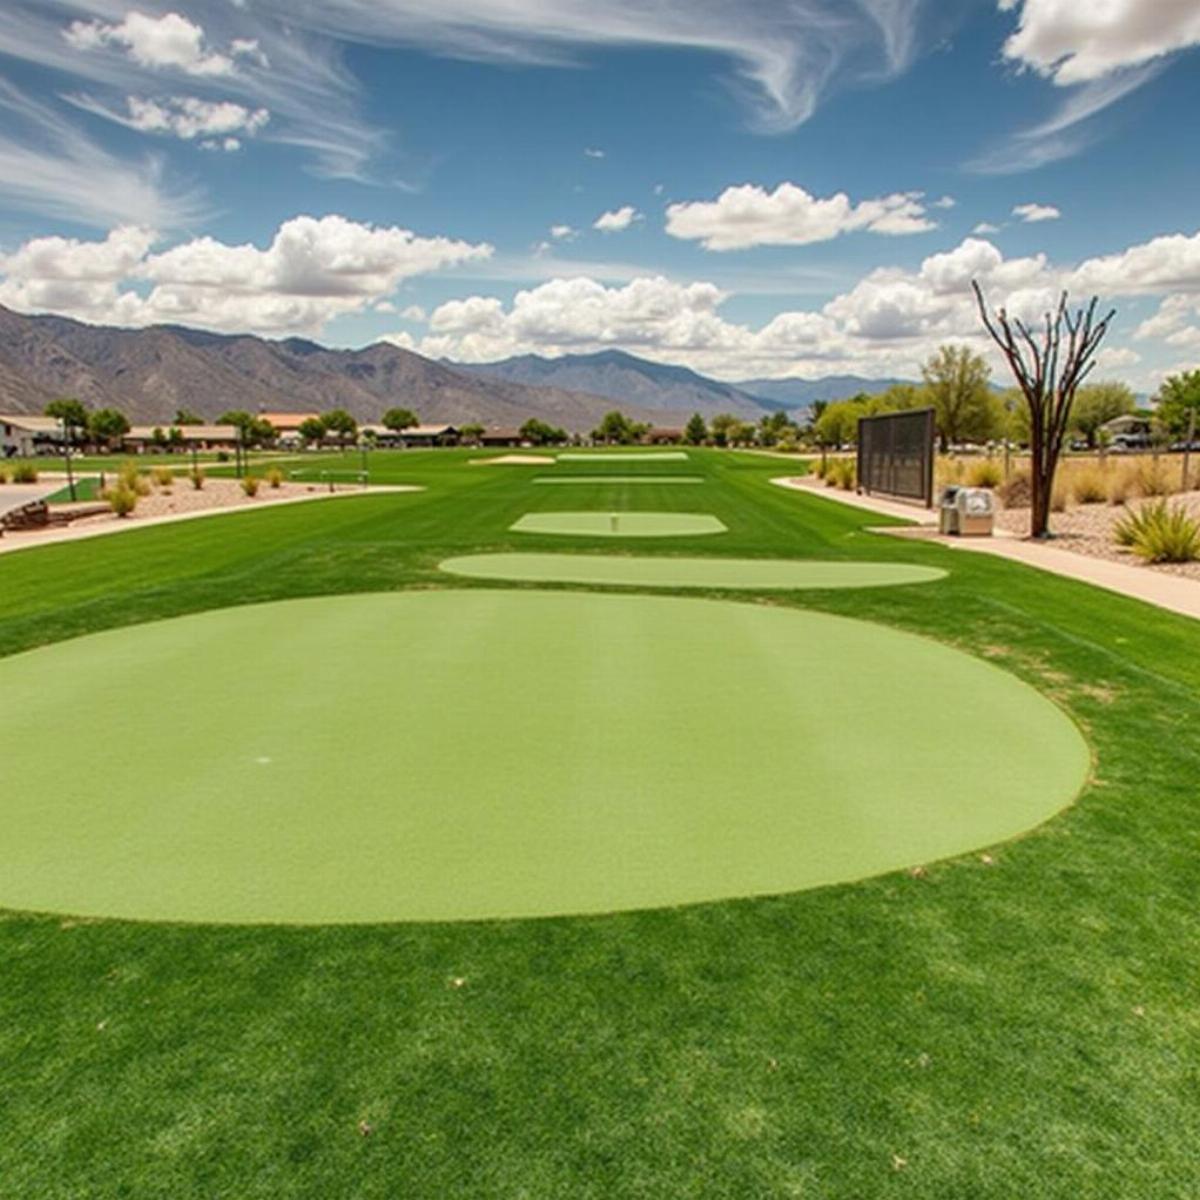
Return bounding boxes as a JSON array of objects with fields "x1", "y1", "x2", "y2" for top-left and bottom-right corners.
[
  {"x1": 1114, "y1": 500, "x2": 1200, "y2": 563},
  {"x1": 966, "y1": 459, "x2": 1003, "y2": 488},
  {"x1": 1070, "y1": 466, "x2": 1107, "y2": 505},
  {"x1": 241, "y1": 475, "x2": 261, "y2": 496},
  {"x1": 189, "y1": 467, "x2": 205, "y2": 490},
  {"x1": 265, "y1": 466, "x2": 284, "y2": 489},
  {"x1": 11, "y1": 463, "x2": 37, "y2": 483},
  {"x1": 152, "y1": 466, "x2": 174, "y2": 488},
  {"x1": 1107, "y1": 464, "x2": 1137, "y2": 505},
  {"x1": 1136, "y1": 459, "x2": 1172, "y2": 497},
  {"x1": 997, "y1": 469, "x2": 1031, "y2": 508},
  {"x1": 832, "y1": 459, "x2": 856, "y2": 490}
]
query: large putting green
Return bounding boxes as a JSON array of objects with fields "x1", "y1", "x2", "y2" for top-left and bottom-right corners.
[
  {"x1": 532, "y1": 475, "x2": 704, "y2": 485},
  {"x1": 512, "y1": 511, "x2": 727, "y2": 537},
  {"x1": 440, "y1": 552, "x2": 947, "y2": 589},
  {"x1": 0, "y1": 590, "x2": 1087, "y2": 925}
]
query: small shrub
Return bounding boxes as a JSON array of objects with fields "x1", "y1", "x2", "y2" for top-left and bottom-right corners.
[
  {"x1": 1136, "y1": 458, "x2": 1171, "y2": 497},
  {"x1": 966, "y1": 459, "x2": 1003, "y2": 488},
  {"x1": 12, "y1": 462, "x2": 38, "y2": 484},
  {"x1": 997, "y1": 469, "x2": 1031, "y2": 508},
  {"x1": 830, "y1": 459, "x2": 856, "y2": 490},
  {"x1": 1071, "y1": 466, "x2": 1107, "y2": 504},
  {"x1": 241, "y1": 475, "x2": 261, "y2": 497},
  {"x1": 813, "y1": 457, "x2": 829, "y2": 479},
  {"x1": 189, "y1": 467, "x2": 206, "y2": 490},
  {"x1": 1050, "y1": 479, "x2": 1069, "y2": 512},
  {"x1": 1107, "y1": 465, "x2": 1137, "y2": 505},
  {"x1": 152, "y1": 466, "x2": 174, "y2": 488},
  {"x1": 264, "y1": 466, "x2": 284, "y2": 489},
  {"x1": 0, "y1": 465, "x2": 8, "y2": 484},
  {"x1": 106, "y1": 485, "x2": 138, "y2": 518},
  {"x1": 1115, "y1": 500, "x2": 1200, "y2": 563}
]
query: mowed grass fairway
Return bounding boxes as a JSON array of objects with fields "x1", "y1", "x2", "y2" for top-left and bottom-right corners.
[{"x1": 0, "y1": 448, "x2": 1198, "y2": 1197}]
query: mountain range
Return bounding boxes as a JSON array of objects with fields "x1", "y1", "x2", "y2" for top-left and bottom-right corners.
[{"x1": 0, "y1": 304, "x2": 910, "y2": 429}]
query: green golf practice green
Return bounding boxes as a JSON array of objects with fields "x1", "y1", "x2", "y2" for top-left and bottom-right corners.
[
  {"x1": 512, "y1": 512, "x2": 727, "y2": 537},
  {"x1": 440, "y1": 553, "x2": 947, "y2": 590},
  {"x1": 533, "y1": 475, "x2": 704, "y2": 485},
  {"x1": 558, "y1": 452, "x2": 689, "y2": 462},
  {"x1": 0, "y1": 590, "x2": 1087, "y2": 925}
]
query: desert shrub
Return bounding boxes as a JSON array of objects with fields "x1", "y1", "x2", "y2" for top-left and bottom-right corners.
[
  {"x1": 106, "y1": 485, "x2": 138, "y2": 518},
  {"x1": 830, "y1": 459, "x2": 856, "y2": 490},
  {"x1": 11, "y1": 462, "x2": 38, "y2": 484},
  {"x1": 264, "y1": 466, "x2": 284, "y2": 489},
  {"x1": 241, "y1": 475, "x2": 261, "y2": 496},
  {"x1": 1136, "y1": 458, "x2": 1171, "y2": 497},
  {"x1": 1071, "y1": 466, "x2": 1107, "y2": 504},
  {"x1": 1115, "y1": 500, "x2": 1200, "y2": 563},
  {"x1": 966, "y1": 459, "x2": 1003, "y2": 488},
  {"x1": 1107, "y1": 465, "x2": 1137, "y2": 505},
  {"x1": 813, "y1": 457, "x2": 829, "y2": 479},
  {"x1": 997, "y1": 469, "x2": 1031, "y2": 508},
  {"x1": 189, "y1": 467, "x2": 205, "y2": 490},
  {"x1": 1050, "y1": 479, "x2": 1069, "y2": 512},
  {"x1": 152, "y1": 466, "x2": 174, "y2": 488},
  {"x1": 0, "y1": 465, "x2": 8, "y2": 484}
]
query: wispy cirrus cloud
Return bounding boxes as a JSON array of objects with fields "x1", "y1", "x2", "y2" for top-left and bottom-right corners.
[{"x1": 0, "y1": 79, "x2": 208, "y2": 229}]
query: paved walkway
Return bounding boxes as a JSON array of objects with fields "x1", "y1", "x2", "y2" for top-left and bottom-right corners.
[
  {"x1": 771, "y1": 476, "x2": 1200, "y2": 622},
  {"x1": 0, "y1": 482, "x2": 62, "y2": 520},
  {"x1": 0, "y1": 484, "x2": 422, "y2": 560}
]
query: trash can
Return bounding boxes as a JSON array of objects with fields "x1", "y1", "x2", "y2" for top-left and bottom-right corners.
[
  {"x1": 954, "y1": 487, "x2": 995, "y2": 537},
  {"x1": 939, "y1": 486, "x2": 961, "y2": 535}
]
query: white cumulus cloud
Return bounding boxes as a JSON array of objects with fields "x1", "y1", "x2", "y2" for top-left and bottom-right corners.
[
  {"x1": 999, "y1": 0, "x2": 1200, "y2": 85},
  {"x1": 0, "y1": 215, "x2": 492, "y2": 335},
  {"x1": 593, "y1": 206, "x2": 641, "y2": 233},
  {"x1": 64, "y1": 11, "x2": 262, "y2": 78},
  {"x1": 665, "y1": 182, "x2": 936, "y2": 251},
  {"x1": 1012, "y1": 202, "x2": 1060, "y2": 222},
  {"x1": 71, "y1": 94, "x2": 270, "y2": 143}
]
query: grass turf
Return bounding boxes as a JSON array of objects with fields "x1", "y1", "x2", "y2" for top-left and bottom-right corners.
[
  {"x1": 439, "y1": 552, "x2": 948, "y2": 590},
  {"x1": 0, "y1": 590, "x2": 1083, "y2": 923},
  {"x1": 0, "y1": 447, "x2": 1197, "y2": 1197},
  {"x1": 511, "y1": 511, "x2": 727, "y2": 537}
]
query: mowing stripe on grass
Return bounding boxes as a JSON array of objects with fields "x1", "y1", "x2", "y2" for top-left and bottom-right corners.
[
  {"x1": 0, "y1": 590, "x2": 1087, "y2": 924},
  {"x1": 511, "y1": 512, "x2": 726, "y2": 537},
  {"x1": 440, "y1": 553, "x2": 946, "y2": 589}
]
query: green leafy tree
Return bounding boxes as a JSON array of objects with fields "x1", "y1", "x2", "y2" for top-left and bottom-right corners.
[
  {"x1": 218, "y1": 410, "x2": 275, "y2": 446},
  {"x1": 813, "y1": 398, "x2": 866, "y2": 448},
  {"x1": 174, "y1": 408, "x2": 203, "y2": 425},
  {"x1": 298, "y1": 417, "x2": 326, "y2": 445},
  {"x1": 519, "y1": 418, "x2": 567, "y2": 446},
  {"x1": 709, "y1": 412, "x2": 739, "y2": 447},
  {"x1": 322, "y1": 408, "x2": 358, "y2": 447},
  {"x1": 460, "y1": 422, "x2": 485, "y2": 443},
  {"x1": 1155, "y1": 369, "x2": 1200, "y2": 436},
  {"x1": 921, "y1": 345, "x2": 997, "y2": 450},
  {"x1": 88, "y1": 407, "x2": 130, "y2": 448},
  {"x1": 1069, "y1": 381, "x2": 1136, "y2": 447},
  {"x1": 168, "y1": 426, "x2": 185, "y2": 450},
  {"x1": 382, "y1": 407, "x2": 418, "y2": 432},
  {"x1": 873, "y1": 382, "x2": 926, "y2": 412},
  {"x1": 45, "y1": 397, "x2": 90, "y2": 434},
  {"x1": 593, "y1": 410, "x2": 636, "y2": 444},
  {"x1": 684, "y1": 413, "x2": 708, "y2": 445}
]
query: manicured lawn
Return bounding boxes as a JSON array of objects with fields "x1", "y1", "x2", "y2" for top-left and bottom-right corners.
[{"x1": 0, "y1": 448, "x2": 1197, "y2": 1198}]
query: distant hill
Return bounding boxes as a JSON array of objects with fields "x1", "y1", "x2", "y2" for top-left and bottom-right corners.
[
  {"x1": 735, "y1": 375, "x2": 914, "y2": 410},
  {"x1": 0, "y1": 305, "x2": 671, "y2": 429},
  {"x1": 452, "y1": 349, "x2": 772, "y2": 421}
]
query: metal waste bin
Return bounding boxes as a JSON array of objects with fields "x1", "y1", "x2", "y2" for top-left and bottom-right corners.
[
  {"x1": 954, "y1": 487, "x2": 994, "y2": 536},
  {"x1": 939, "y1": 486, "x2": 961, "y2": 535}
]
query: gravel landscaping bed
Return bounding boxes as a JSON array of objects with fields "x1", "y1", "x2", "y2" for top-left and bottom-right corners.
[{"x1": 995, "y1": 489, "x2": 1200, "y2": 581}]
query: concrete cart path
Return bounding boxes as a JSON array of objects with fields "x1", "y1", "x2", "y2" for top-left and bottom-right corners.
[
  {"x1": 771, "y1": 475, "x2": 1200, "y2": 622},
  {"x1": 0, "y1": 482, "x2": 63, "y2": 520}
]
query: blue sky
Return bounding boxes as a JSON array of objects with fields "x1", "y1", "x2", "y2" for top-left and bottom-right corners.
[{"x1": 1, "y1": 1, "x2": 1199, "y2": 386}]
